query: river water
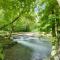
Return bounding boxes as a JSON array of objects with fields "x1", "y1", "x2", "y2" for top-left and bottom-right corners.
[{"x1": 4, "y1": 35, "x2": 52, "y2": 60}]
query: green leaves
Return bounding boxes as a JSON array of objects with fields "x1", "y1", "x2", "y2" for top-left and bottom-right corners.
[
  {"x1": 0, "y1": 43, "x2": 4, "y2": 60},
  {"x1": 0, "y1": 0, "x2": 36, "y2": 31},
  {"x1": 0, "y1": 0, "x2": 59, "y2": 32},
  {"x1": 37, "y1": 0, "x2": 60, "y2": 32}
]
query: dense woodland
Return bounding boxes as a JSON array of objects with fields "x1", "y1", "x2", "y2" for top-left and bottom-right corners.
[{"x1": 0, "y1": 0, "x2": 60, "y2": 60}]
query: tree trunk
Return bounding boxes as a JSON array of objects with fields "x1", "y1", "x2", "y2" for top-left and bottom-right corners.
[
  {"x1": 52, "y1": 20, "x2": 56, "y2": 37},
  {"x1": 51, "y1": 10, "x2": 56, "y2": 37},
  {"x1": 56, "y1": 19, "x2": 60, "y2": 47}
]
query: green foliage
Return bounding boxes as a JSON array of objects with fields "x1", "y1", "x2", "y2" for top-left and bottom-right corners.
[
  {"x1": 0, "y1": 0, "x2": 60, "y2": 33},
  {"x1": 0, "y1": 0, "x2": 36, "y2": 32},
  {"x1": 50, "y1": 37, "x2": 57, "y2": 45},
  {"x1": 0, "y1": 0, "x2": 60, "y2": 60},
  {"x1": 36, "y1": 0, "x2": 60, "y2": 34},
  {"x1": 0, "y1": 43, "x2": 4, "y2": 60}
]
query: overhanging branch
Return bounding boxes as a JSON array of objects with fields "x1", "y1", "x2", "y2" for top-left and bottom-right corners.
[{"x1": 0, "y1": 15, "x2": 20, "y2": 29}]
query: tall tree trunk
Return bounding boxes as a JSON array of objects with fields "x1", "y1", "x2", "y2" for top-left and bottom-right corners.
[
  {"x1": 51, "y1": 10, "x2": 56, "y2": 37},
  {"x1": 56, "y1": 19, "x2": 60, "y2": 47},
  {"x1": 52, "y1": 20, "x2": 56, "y2": 37},
  {"x1": 8, "y1": 24, "x2": 15, "y2": 39}
]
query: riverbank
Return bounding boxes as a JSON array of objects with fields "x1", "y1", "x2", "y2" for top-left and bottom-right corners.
[{"x1": 0, "y1": 31, "x2": 52, "y2": 38}]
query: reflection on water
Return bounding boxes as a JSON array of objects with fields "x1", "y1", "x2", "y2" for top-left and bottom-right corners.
[
  {"x1": 4, "y1": 44, "x2": 33, "y2": 60},
  {"x1": 4, "y1": 35, "x2": 52, "y2": 60}
]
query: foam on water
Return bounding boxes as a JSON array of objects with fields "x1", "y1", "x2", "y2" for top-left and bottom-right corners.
[{"x1": 13, "y1": 35, "x2": 52, "y2": 60}]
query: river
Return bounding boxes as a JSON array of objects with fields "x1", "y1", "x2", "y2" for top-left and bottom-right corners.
[{"x1": 4, "y1": 34, "x2": 52, "y2": 60}]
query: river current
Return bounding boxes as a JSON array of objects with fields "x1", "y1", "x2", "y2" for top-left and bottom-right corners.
[{"x1": 4, "y1": 34, "x2": 52, "y2": 60}]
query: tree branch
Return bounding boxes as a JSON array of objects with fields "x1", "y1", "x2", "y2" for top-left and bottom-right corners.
[{"x1": 0, "y1": 15, "x2": 20, "y2": 29}]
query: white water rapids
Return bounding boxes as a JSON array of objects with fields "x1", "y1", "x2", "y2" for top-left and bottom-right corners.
[{"x1": 12, "y1": 35, "x2": 52, "y2": 60}]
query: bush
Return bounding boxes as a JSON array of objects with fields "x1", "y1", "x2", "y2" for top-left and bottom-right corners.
[
  {"x1": 0, "y1": 43, "x2": 4, "y2": 60},
  {"x1": 51, "y1": 37, "x2": 57, "y2": 46}
]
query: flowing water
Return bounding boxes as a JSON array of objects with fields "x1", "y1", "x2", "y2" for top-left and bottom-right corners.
[{"x1": 4, "y1": 34, "x2": 52, "y2": 60}]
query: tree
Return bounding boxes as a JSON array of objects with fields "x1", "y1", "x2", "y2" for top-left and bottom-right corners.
[
  {"x1": 37, "y1": 0, "x2": 60, "y2": 59},
  {"x1": 0, "y1": 0, "x2": 36, "y2": 31},
  {"x1": 40, "y1": 0, "x2": 59, "y2": 35}
]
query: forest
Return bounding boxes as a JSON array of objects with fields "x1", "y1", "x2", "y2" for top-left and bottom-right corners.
[{"x1": 0, "y1": 0, "x2": 60, "y2": 60}]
